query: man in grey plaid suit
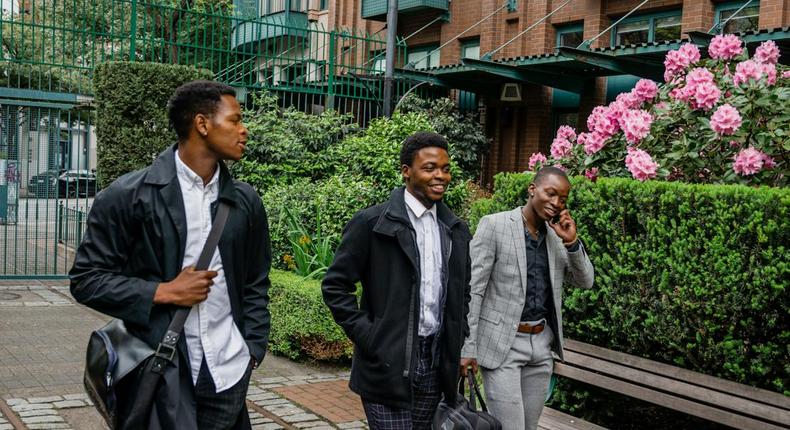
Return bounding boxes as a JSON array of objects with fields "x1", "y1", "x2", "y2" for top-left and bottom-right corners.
[{"x1": 460, "y1": 167, "x2": 594, "y2": 430}]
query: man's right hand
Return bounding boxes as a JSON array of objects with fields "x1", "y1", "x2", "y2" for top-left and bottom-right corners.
[
  {"x1": 460, "y1": 357, "x2": 478, "y2": 377},
  {"x1": 153, "y1": 266, "x2": 218, "y2": 306}
]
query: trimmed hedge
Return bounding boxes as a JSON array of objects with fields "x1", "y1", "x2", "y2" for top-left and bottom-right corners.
[
  {"x1": 268, "y1": 269, "x2": 353, "y2": 361},
  {"x1": 94, "y1": 61, "x2": 213, "y2": 187}
]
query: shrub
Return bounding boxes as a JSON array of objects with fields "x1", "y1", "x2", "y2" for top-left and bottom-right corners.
[
  {"x1": 268, "y1": 269, "x2": 353, "y2": 361},
  {"x1": 535, "y1": 37, "x2": 789, "y2": 187},
  {"x1": 93, "y1": 61, "x2": 213, "y2": 187},
  {"x1": 472, "y1": 172, "x2": 789, "y2": 401}
]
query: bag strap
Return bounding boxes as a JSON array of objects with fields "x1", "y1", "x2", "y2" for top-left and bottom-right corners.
[
  {"x1": 467, "y1": 371, "x2": 489, "y2": 412},
  {"x1": 149, "y1": 201, "x2": 231, "y2": 374}
]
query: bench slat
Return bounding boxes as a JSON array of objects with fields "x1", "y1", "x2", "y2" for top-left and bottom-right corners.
[
  {"x1": 538, "y1": 407, "x2": 607, "y2": 430},
  {"x1": 564, "y1": 339, "x2": 790, "y2": 411},
  {"x1": 561, "y1": 349, "x2": 790, "y2": 427},
  {"x1": 554, "y1": 363, "x2": 788, "y2": 430}
]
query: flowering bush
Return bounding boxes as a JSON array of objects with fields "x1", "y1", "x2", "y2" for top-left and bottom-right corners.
[{"x1": 535, "y1": 36, "x2": 789, "y2": 186}]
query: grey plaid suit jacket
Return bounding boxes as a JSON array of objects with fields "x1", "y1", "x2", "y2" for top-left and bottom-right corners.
[{"x1": 461, "y1": 207, "x2": 594, "y2": 368}]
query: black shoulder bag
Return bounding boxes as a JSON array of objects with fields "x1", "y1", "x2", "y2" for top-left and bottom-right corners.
[
  {"x1": 432, "y1": 371, "x2": 502, "y2": 430},
  {"x1": 84, "y1": 202, "x2": 231, "y2": 429}
]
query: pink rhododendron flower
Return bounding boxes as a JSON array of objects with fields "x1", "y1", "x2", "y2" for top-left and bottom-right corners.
[
  {"x1": 578, "y1": 132, "x2": 606, "y2": 155},
  {"x1": 733, "y1": 60, "x2": 763, "y2": 86},
  {"x1": 554, "y1": 164, "x2": 567, "y2": 172},
  {"x1": 616, "y1": 91, "x2": 642, "y2": 109},
  {"x1": 550, "y1": 137, "x2": 573, "y2": 159},
  {"x1": 663, "y1": 43, "x2": 701, "y2": 81},
  {"x1": 528, "y1": 152, "x2": 547, "y2": 171},
  {"x1": 588, "y1": 106, "x2": 618, "y2": 138},
  {"x1": 729, "y1": 140, "x2": 740, "y2": 148},
  {"x1": 669, "y1": 86, "x2": 692, "y2": 102},
  {"x1": 685, "y1": 67, "x2": 715, "y2": 87},
  {"x1": 633, "y1": 79, "x2": 658, "y2": 102},
  {"x1": 783, "y1": 70, "x2": 790, "y2": 79},
  {"x1": 607, "y1": 100, "x2": 629, "y2": 127},
  {"x1": 691, "y1": 82, "x2": 721, "y2": 110},
  {"x1": 733, "y1": 147, "x2": 765, "y2": 175},
  {"x1": 761, "y1": 63, "x2": 777, "y2": 85},
  {"x1": 625, "y1": 147, "x2": 658, "y2": 181},
  {"x1": 709, "y1": 34, "x2": 743, "y2": 60},
  {"x1": 762, "y1": 154, "x2": 776, "y2": 170},
  {"x1": 584, "y1": 167, "x2": 599, "y2": 182},
  {"x1": 710, "y1": 104, "x2": 742, "y2": 135},
  {"x1": 754, "y1": 40, "x2": 780, "y2": 65},
  {"x1": 678, "y1": 43, "x2": 701, "y2": 64},
  {"x1": 655, "y1": 102, "x2": 669, "y2": 111},
  {"x1": 621, "y1": 109, "x2": 653, "y2": 144},
  {"x1": 556, "y1": 125, "x2": 577, "y2": 141}
]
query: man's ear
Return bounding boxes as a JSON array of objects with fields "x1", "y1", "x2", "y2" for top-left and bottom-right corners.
[
  {"x1": 401, "y1": 164, "x2": 410, "y2": 181},
  {"x1": 195, "y1": 113, "x2": 209, "y2": 137},
  {"x1": 527, "y1": 183, "x2": 536, "y2": 196}
]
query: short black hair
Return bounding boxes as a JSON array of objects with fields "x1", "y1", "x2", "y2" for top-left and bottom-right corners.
[
  {"x1": 399, "y1": 132, "x2": 449, "y2": 167},
  {"x1": 533, "y1": 166, "x2": 569, "y2": 186},
  {"x1": 167, "y1": 80, "x2": 237, "y2": 140}
]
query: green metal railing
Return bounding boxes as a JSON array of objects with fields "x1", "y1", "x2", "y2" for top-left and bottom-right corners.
[{"x1": 0, "y1": 0, "x2": 419, "y2": 277}]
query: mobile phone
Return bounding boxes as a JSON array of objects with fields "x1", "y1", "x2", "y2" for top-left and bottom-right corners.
[{"x1": 551, "y1": 214, "x2": 561, "y2": 224}]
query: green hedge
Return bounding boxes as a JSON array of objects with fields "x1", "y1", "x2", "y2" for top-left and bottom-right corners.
[
  {"x1": 94, "y1": 61, "x2": 213, "y2": 187},
  {"x1": 268, "y1": 269, "x2": 353, "y2": 361}
]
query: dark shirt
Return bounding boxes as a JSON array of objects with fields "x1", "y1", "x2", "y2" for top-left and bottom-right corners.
[{"x1": 521, "y1": 226, "x2": 581, "y2": 322}]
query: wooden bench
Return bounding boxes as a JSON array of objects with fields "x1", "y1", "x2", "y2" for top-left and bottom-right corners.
[
  {"x1": 538, "y1": 407, "x2": 607, "y2": 430},
  {"x1": 554, "y1": 339, "x2": 790, "y2": 430}
]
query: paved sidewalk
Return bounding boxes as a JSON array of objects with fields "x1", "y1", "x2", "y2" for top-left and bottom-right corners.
[{"x1": 0, "y1": 280, "x2": 367, "y2": 430}]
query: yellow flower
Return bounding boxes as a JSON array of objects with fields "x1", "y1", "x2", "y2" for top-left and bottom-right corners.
[
  {"x1": 299, "y1": 235, "x2": 311, "y2": 246},
  {"x1": 283, "y1": 254, "x2": 296, "y2": 270}
]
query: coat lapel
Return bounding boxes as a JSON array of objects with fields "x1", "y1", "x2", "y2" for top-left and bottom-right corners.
[
  {"x1": 509, "y1": 208, "x2": 527, "y2": 294},
  {"x1": 146, "y1": 145, "x2": 187, "y2": 265},
  {"x1": 546, "y1": 225, "x2": 558, "y2": 296}
]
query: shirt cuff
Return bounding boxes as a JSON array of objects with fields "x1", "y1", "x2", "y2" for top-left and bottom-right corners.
[{"x1": 565, "y1": 240, "x2": 581, "y2": 252}]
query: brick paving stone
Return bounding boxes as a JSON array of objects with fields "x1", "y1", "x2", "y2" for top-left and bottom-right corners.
[
  {"x1": 257, "y1": 398, "x2": 291, "y2": 407},
  {"x1": 18, "y1": 408, "x2": 58, "y2": 417},
  {"x1": 61, "y1": 394, "x2": 89, "y2": 401},
  {"x1": 0, "y1": 424, "x2": 12, "y2": 430},
  {"x1": 52, "y1": 400, "x2": 85, "y2": 409},
  {"x1": 27, "y1": 396, "x2": 63, "y2": 403},
  {"x1": 248, "y1": 393, "x2": 279, "y2": 402},
  {"x1": 5, "y1": 398, "x2": 28, "y2": 406},
  {"x1": 251, "y1": 424, "x2": 283, "y2": 430},
  {"x1": 26, "y1": 424, "x2": 71, "y2": 430},
  {"x1": 293, "y1": 421, "x2": 332, "y2": 428},
  {"x1": 24, "y1": 414, "x2": 65, "y2": 423},
  {"x1": 337, "y1": 421, "x2": 367, "y2": 429},
  {"x1": 258, "y1": 377, "x2": 289, "y2": 384},
  {"x1": 281, "y1": 413, "x2": 320, "y2": 423},
  {"x1": 265, "y1": 404, "x2": 305, "y2": 416},
  {"x1": 261, "y1": 383, "x2": 286, "y2": 389},
  {"x1": 12, "y1": 403, "x2": 55, "y2": 411}
]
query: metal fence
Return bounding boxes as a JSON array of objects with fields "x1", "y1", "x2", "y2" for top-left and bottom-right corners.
[{"x1": 0, "y1": 0, "x2": 420, "y2": 277}]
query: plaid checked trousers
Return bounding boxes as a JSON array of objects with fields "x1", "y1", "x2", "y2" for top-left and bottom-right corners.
[
  {"x1": 362, "y1": 336, "x2": 442, "y2": 430},
  {"x1": 194, "y1": 357, "x2": 253, "y2": 430}
]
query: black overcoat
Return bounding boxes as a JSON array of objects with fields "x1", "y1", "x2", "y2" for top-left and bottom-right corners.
[
  {"x1": 70, "y1": 145, "x2": 272, "y2": 429},
  {"x1": 322, "y1": 187, "x2": 472, "y2": 409}
]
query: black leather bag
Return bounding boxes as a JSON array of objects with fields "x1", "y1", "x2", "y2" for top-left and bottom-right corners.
[
  {"x1": 83, "y1": 202, "x2": 230, "y2": 429},
  {"x1": 432, "y1": 372, "x2": 502, "y2": 430}
]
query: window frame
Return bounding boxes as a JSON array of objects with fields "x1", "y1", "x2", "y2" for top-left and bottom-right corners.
[
  {"x1": 460, "y1": 38, "x2": 481, "y2": 60},
  {"x1": 555, "y1": 23, "x2": 584, "y2": 49},
  {"x1": 714, "y1": 1, "x2": 760, "y2": 34},
  {"x1": 610, "y1": 10, "x2": 682, "y2": 47},
  {"x1": 407, "y1": 44, "x2": 441, "y2": 70}
]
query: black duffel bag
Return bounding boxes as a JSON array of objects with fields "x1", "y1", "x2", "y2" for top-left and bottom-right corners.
[{"x1": 432, "y1": 371, "x2": 502, "y2": 430}]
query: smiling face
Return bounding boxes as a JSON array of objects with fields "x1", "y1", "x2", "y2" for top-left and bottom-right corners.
[
  {"x1": 203, "y1": 94, "x2": 248, "y2": 162},
  {"x1": 402, "y1": 146, "x2": 451, "y2": 208},
  {"x1": 527, "y1": 173, "x2": 570, "y2": 221}
]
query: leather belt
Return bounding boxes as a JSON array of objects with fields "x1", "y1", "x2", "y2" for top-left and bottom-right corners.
[{"x1": 517, "y1": 322, "x2": 545, "y2": 334}]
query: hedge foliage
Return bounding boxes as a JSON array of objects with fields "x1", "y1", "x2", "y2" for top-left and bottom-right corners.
[
  {"x1": 94, "y1": 61, "x2": 213, "y2": 187},
  {"x1": 268, "y1": 269, "x2": 353, "y2": 361},
  {"x1": 471, "y1": 173, "x2": 789, "y2": 398}
]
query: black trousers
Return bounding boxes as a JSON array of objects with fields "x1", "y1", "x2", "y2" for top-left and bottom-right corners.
[{"x1": 194, "y1": 358, "x2": 253, "y2": 430}]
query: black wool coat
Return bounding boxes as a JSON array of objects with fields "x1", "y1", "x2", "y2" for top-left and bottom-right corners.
[
  {"x1": 322, "y1": 187, "x2": 472, "y2": 409},
  {"x1": 70, "y1": 145, "x2": 272, "y2": 430}
]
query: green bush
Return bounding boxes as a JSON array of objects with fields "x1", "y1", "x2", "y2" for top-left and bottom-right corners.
[
  {"x1": 94, "y1": 61, "x2": 213, "y2": 187},
  {"x1": 472, "y1": 173, "x2": 789, "y2": 425},
  {"x1": 268, "y1": 269, "x2": 353, "y2": 361}
]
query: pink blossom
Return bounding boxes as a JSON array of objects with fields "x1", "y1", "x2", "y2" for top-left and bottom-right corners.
[
  {"x1": 588, "y1": 106, "x2": 618, "y2": 138},
  {"x1": 655, "y1": 102, "x2": 669, "y2": 111},
  {"x1": 678, "y1": 43, "x2": 701, "y2": 64},
  {"x1": 783, "y1": 71, "x2": 790, "y2": 79},
  {"x1": 616, "y1": 91, "x2": 642, "y2": 109},
  {"x1": 556, "y1": 125, "x2": 577, "y2": 141},
  {"x1": 550, "y1": 137, "x2": 573, "y2": 159},
  {"x1": 733, "y1": 147, "x2": 766, "y2": 176},
  {"x1": 528, "y1": 152, "x2": 547, "y2": 171},
  {"x1": 633, "y1": 79, "x2": 658, "y2": 103},
  {"x1": 584, "y1": 167, "x2": 599, "y2": 182},
  {"x1": 762, "y1": 154, "x2": 776, "y2": 170},
  {"x1": 710, "y1": 104, "x2": 742, "y2": 135},
  {"x1": 691, "y1": 82, "x2": 721, "y2": 110},
  {"x1": 709, "y1": 34, "x2": 743, "y2": 60},
  {"x1": 729, "y1": 140, "x2": 740, "y2": 148},
  {"x1": 621, "y1": 109, "x2": 653, "y2": 144},
  {"x1": 625, "y1": 147, "x2": 658, "y2": 181},
  {"x1": 578, "y1": 132, "x2": 607, "y2": 155},
  {"x1": 607, "y1": 100, "x2": 629, "y2": 128},
  {"x1": 554, "y1": 164, "x2": 567, "y2": 172},
  {"x1": 754, "y1": 40, "x2": 780, "y2": 65},
  {"x1": 669, "y1": 86, "x2": 693, "y2": 102},
  {"x1": 733, "y1": 60, "x2": 763, "y2": 86},
  {"x1": 761, "y1": 63, "x2": 777, "y2": 85},
  {"x1": 685, "y1": 67, "x2": 715, "y2": 87},
  {"x1": 663, "y1": 43, "x2": 701, "y2": 81}
]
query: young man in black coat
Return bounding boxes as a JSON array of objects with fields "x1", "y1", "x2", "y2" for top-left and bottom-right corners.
[
  {"x1": 322, "y1": 132, "x2": 472, "y2": 429},
  {"x1": 70, "y1": 81, "x2": 272, "y2": 430}
]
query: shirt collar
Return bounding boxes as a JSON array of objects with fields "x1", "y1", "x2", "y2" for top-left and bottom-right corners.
[
  {"x1": 174, "y1": 149, "x2": 219, "y2": 190},
  {"x1": 404, "y1": 188, "x2": 437, "y2": 220}
]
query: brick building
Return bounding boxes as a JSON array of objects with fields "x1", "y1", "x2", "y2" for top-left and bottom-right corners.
[{"x1": 243, "y1": 0, "x2": 789, "y2": 183}]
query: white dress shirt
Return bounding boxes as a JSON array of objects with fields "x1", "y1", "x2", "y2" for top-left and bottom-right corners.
[
  {"x1": 404, "y1": 189, "x2": 444, "y2": 337},
  {"x1": 175, "y1": 151, "x2": 250, "y2": 393}
]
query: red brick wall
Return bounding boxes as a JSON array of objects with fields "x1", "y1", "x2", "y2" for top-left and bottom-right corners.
[
  {"x1": 681, "y1": 0, "x2": 715, "y2": 34},
  {"x1": 759, "y1": 0, "x2": 790, "y2": 30}
]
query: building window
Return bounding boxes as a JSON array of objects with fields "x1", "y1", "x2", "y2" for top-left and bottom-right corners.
[
  {"x1": 556, "y1": 23, "x2": 584, "y2": 48},
  {"x1": 370, "y1": 50, "x2": 386, "y2": 74},
  {"x1": 612, "y1": 11, "x2": 681, "y2": 46},
  {"x1": 407, "y1": 45, "x2": 440, "y2": 70},
  {"x1": 461, "y1": 39, "x2": 480, "y2": 60},
  {"x1": 716, "y1": 2, "x2": 759, "y2": 34}
]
